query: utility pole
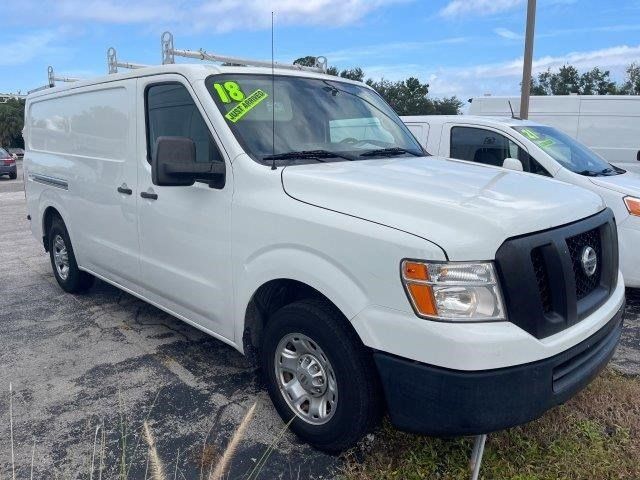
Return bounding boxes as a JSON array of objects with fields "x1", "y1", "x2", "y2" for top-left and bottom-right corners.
[{"x1": 519, "y1": 0, "x2": 537, "y2": 119}]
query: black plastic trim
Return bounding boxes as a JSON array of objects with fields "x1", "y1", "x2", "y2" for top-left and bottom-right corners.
[
  {"x1": 374, "y1": 301, "x2": 624, "y2": 436},
  {"x1": 495, "y1": 208, "x2": 617, "y2": 339}
]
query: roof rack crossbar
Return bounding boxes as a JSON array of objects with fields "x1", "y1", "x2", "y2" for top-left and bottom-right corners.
[
  {"x1": 160, "y1": 31, "x2": 328, "y2": 73},
  {"x1": 27, "y1": 66, "x2": 80, "y2": 94},
  {"x1": 107, "y1": 47, "x2": 149, "y2": 74}
]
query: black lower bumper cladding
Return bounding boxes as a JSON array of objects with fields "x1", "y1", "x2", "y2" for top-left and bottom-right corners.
[{"x1": 374, "y1": 302, "x2": 624, "y2": 436}]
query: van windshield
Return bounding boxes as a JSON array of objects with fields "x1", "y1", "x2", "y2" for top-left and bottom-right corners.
[
  {"x1": 512, "y1": 125, "x2": 621, "y2": 176},
  {"x1": 206, "y1": 74, "x2": 423, "y2": 165}
]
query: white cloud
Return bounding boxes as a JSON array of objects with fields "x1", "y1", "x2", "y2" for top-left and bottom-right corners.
[
  {"x1": 322, "y1": 37, "x2": 467, "y2": 63},
  {"x1": 3, "y1": 0, "x2": 409, "y2": 32},
  {"x1": 439, "y1": 0, "x2": 523, "y2": 18},
  {"x1": 0, "y1": 31, "x2": 61, "y2": 66},
  {"x1": 360, "y1": 44, "x2": 640, "y2": 100},
  {"x1": 494, "y1": 27, "x2": 522, "y2": 39}
]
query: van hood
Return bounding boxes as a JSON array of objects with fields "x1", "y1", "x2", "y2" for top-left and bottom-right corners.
[
  {"x1": 282, "y1": 156, "x2": 605, "y2": 260},
  {"x1": 589, "y1": 170, "x2": 640, "y2": 197}
]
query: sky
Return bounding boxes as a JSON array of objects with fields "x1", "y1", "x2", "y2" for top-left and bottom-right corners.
[{"x1": 1, "y1": 0, "x2": 639, "y2": 101}]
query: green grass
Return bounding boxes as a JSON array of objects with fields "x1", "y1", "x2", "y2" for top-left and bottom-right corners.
[{"x1": 342, "y1": 369, "x2": 640, "y2": 480}]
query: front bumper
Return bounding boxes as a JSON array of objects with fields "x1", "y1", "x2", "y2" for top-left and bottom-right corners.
[{"x1": 374, "y1": 301, "x2": 624, "y2": 436}]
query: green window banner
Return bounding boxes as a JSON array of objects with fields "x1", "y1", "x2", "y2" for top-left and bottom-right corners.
[{"x1": 224, "y1": 89, "x2": 269, "y2": 123}]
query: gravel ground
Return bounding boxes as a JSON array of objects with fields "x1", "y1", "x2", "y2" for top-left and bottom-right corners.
[
  {"x1": 0, "y1": 168, "x2": 638, "y2": 478},
  {"x1": 0, "y1": 178, "x2": 336, "y2": 479}
]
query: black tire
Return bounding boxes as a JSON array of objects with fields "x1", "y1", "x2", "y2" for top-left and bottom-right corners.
[
  {"x1": 48, "y1": 216, "x2": 94, "y2": 293},
  {"x1": 9, "y1": 172, "x2": 17, "y2": 180},
  {"x1": 261, "y1": 299, "x2": 383, "y2": 452}
]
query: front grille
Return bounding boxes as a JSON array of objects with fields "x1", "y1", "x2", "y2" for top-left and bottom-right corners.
[
  {"x1": 495, "y1": 209, "x2": 618, "y2": 339},
  {"x1": 566, "y1": 228, "x2": 601, "y2": 300},
  {"x1": 531, "y1": 248, "x2": 552, "y2": 313}
]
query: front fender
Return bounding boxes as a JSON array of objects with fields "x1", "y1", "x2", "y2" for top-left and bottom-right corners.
[{"x1": 234, "y1": 244, "x2": 369, "y2": 345}]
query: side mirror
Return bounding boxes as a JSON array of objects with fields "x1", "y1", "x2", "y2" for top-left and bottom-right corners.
[
  {"x1": 503, "y1": 157, "x2": 524, "y2": 172},
  {"x1": 152, "y1": 136, "x2": 225, "y2": 188}
]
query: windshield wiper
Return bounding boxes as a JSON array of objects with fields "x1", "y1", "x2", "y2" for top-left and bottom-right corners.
[
  {"x1": 262, "y1": 149, "x2": 353, "y2": 162},
  {"x1": 359, "y1": 147, "x2": 422, "y2": 158},
  {"x1": 577, "y1": 169, "x2": 601, "y2": 177}
]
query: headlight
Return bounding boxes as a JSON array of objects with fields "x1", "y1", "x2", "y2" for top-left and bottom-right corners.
[
  {"x1": 624, "y1": 196, "x2": 640, "y2": 217},
  {"x1": 401, "y1": 260, "x2": 505, "y2": 322}
]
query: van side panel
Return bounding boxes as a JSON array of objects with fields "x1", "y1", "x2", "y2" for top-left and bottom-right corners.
[
  {"x1": 26, "y1": 82, "x2": 140, "y2": 287},
  {"x1": 578, "y1": 97, "x2": 640, "y2": 166}
]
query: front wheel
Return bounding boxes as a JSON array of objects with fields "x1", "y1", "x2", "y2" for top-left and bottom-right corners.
[{"x1": 261, "y1": 299, "x2": 382, "y2": 452}]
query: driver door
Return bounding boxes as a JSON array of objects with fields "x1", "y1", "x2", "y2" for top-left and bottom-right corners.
[{"x1": 135, "y1": 75, "x2": 235, "y2": 341}]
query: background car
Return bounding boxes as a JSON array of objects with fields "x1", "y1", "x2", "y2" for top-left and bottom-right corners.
[
  {"x1": 0, "y1": 147, "x2": 17, "y2": 179},
  {"x1": 8, "y1": 147, "x2": 24, "y2": 160}
]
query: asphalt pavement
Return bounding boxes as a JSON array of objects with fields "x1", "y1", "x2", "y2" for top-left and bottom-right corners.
[
  {"x1": 0, "y1": 165, "x2": 337, "y2": 479},
  {"x1": 0, "y1": 166, "x2": 638, "y2": 478}
]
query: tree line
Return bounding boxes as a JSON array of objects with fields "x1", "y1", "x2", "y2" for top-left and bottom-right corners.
[
  {"x1": 294, "y1": 56, "x2": 464, "y2": 115},
  {"x1": 0, "y1": 98, "x2": 25, "y2": 149},
  {"x1": 531, "y1": 63, "x2": 640, "y2": 96}
]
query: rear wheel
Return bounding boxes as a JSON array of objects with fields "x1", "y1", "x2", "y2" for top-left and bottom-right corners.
[
  {"x1": 261, "y1": 299, "x2": 382, "y2": 452},
  {"x1": 9, "y1": 172, "x2": 17, "y2": 180},
  {"x1": 48, "y1": 216, "x2": 94, "y2": 293}
]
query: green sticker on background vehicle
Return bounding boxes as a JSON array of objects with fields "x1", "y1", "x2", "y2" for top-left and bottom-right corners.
[
  {"x1": 536, "y1": 138, "x2": 555, "y2": 148},
  {"x1": 225, "y1": 89, "x2": 269, "y2": 123}
]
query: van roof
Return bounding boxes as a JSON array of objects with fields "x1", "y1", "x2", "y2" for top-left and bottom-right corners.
[
  {"x1": 400, "y1": 115, "x2": 542, "y2": 128},
  {"x1": 27, "y1": 63, "x2": 367, "y2": 99}
]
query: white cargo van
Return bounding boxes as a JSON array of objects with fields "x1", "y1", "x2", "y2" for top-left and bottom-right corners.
[
  {"x1": 468, "y1": 95, "x2": 640, "y2": 173},
  {"x1": 402, "y1": 115, "x2": 640, "y2": 288},
  {"x1": 24, "y1": 53, "x2": 625, "y2": 451}
]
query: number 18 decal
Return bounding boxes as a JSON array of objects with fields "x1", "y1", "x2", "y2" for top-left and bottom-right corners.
[{"x1": 214, "y1": 81, "x2": 246, "y2": 103}]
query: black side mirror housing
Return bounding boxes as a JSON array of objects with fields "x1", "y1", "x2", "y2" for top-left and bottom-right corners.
[{"x1": 152, "y1": 136, "x2": 225, "y2": 188}]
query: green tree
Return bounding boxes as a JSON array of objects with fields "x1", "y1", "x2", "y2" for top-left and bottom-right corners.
[
  {"x1": 579, "y1": 68, "x2": 618, "y2": 95},
  {"x1": 620, "y1": 63, "x2": 640, "y2": 95},
  {"x1": 339, "y1": 67, "x2": 365, "y2": 82},
  {"x1": 293, "y1": 56, "x2": 317, "y2": 67},
  {"x1": 0, "y1": 98, "x2": 25, "y2": 148},
  {"x1": 531, "y1": 65, "x2": 622, "y2": 95}
]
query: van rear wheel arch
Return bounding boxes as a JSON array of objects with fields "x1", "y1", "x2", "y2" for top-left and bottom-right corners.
[{"x1": 42, "y1": 206, "x2": 64, "y2": 252}]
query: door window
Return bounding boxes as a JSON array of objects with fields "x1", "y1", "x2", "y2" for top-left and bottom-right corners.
[
  {"x1": 145, "y1": 83, "x2": 223, "y2": 165},
  {"x1": 450, "y1": 126, "x2": 550, "y2": 176}
]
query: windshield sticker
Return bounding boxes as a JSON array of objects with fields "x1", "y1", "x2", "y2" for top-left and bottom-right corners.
[
  {"x1": 520, "y1": 128, "x2": 540, "y2": 140},
  {"x1": 225, "y1": 89, "x2": 269, "y2": 123},
  {"x1": 536, "y1": 138, "x2": 555, "y2": 149},
  {"x1": 213, "y1": 81, "x2": 246, "y2": 103}
]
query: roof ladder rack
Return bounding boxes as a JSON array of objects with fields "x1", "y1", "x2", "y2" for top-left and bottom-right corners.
[
  {"x1": 160, "y1": 31, "x2": 328, "y2": 73},
  {"x1": 27, "y1": 66, "x2": 80, "y2": 94},
  {"x1": 107, "y1": 47, "x2": 149, "y2": 74}
]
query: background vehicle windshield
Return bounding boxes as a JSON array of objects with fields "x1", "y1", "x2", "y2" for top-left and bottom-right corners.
[
  {"x1": 207, "y1": 74, "x2": 423, "y2": 164},
  {"x1": 513, "y1": 125, "x2": 620, "y2": 176}
]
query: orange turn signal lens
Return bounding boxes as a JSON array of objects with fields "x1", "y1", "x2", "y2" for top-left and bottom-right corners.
[
  {"x1": 403, "y1": 261, "x2": 429, "y2": 281},
  {"x1": 624, "y1": 196, "x2": 640, "y2": 217},
  {"x1": 406, "y1": 283, "x2": 437, "y2": 316}
]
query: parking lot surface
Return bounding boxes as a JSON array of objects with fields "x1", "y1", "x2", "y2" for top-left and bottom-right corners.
[
  {"x1": 0, "y1": 168, "x2": 638, "y2": 478},
  {"x1": 0, "y1": 168, "x2": 336, "y2": 478}
]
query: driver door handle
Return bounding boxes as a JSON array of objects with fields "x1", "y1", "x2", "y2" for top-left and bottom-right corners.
[{"x1": 140, "y1": 191, "x2": 158, "y2": 200}]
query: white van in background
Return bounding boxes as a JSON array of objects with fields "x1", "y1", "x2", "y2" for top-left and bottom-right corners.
[
  {"x1": 402, "y1": 114, "x2": 640, "y2": 287},
  {"x1": 468, "y1": 95, "x2": 640, "y2": 174}
]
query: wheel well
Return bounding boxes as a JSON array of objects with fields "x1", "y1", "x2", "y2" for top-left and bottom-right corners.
[
  {"x1": 42, "y1": 207, "x2": 62, "y2": 252},
  {"x1": 242, "y1": 279, "x2": 345, "y2": 366}
]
